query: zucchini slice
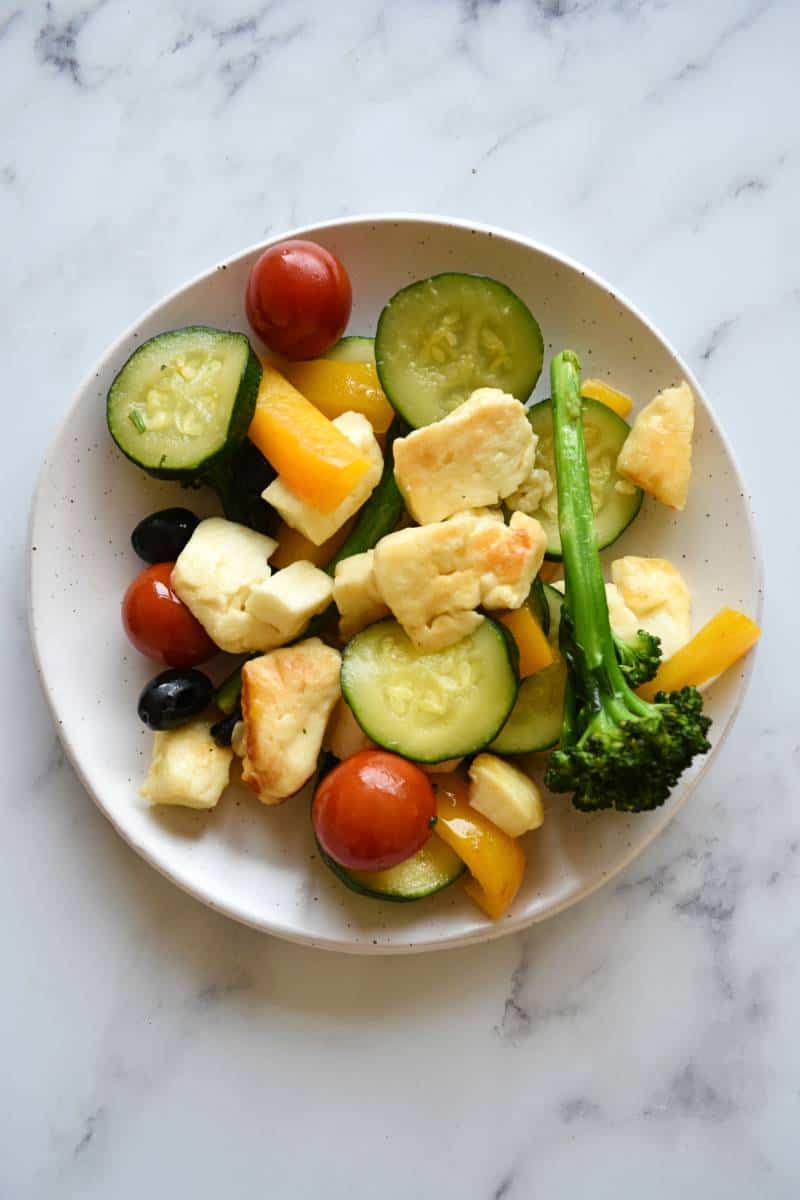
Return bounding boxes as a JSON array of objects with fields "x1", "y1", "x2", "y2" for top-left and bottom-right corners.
[
  {"x1": 107, "y1": 326, "x2": 261, "y2": 479},
  {"x1": 341, "y1": 617, "x2": 518, "y2": 763},
  {"x1": 375, "y1": 273, "x2": 543, "y2": 428},
  {"x1": 323, "y1": 335, "x2": 376, "y2": 365},
  {"x1": 512, "y1": 397, "x2": 642, "y2": 559},
  {"x1": 490, "y1": 584, "x2": 566, "y2": 754},
  {"x1": 318, "y1": 833, "x2": 465, "y2": 902}
]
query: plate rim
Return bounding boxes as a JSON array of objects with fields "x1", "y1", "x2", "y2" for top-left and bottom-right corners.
[{"x1": 27, "y1": 212, "x2": 765, "y2": 954}]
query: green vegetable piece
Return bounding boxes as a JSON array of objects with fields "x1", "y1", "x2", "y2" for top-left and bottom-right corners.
[
  {"x1": 543, "y1": 351, "x2": 711, "y2": 813},
  {"x1": 521, "y1": 396, "x2": 642, "y2": 560},
  {"x1": 612, "y1": 627, "x2": 662, "y2": 688},
  {"x1": 341, "y1": 617, "x2": 518, "y2": 763},
  {"x1": 528, "y1": 573, "x2": 550, "y2": 637},
  {"x1": 375, "y1": 273, "x2": 543, "y2": 428},
  {"x1": 107, "y1": 325, "x2": 263, "y2": 518},
  {"x1": 316, "y1": 834, "x2": 465, "y2": 902}
]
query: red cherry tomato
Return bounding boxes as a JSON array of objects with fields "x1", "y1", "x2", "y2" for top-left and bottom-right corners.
[
  {"x1": 245, "y1": 239, "x2": 352, "y2": 360},
  {"x1": 122, "y1": 562, "x2": 216, "y2": 668},
  {"x1": 313, "y1": 751, "x2": 436, "y2": 871}
]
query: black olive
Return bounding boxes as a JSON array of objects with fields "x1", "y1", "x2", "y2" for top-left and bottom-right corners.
[
  {"x1": 210, "y1": 711, "x2": 241, "y2": 747},
  {"x1": 131, "y1": 508, "x2": 199, "y2": 564},
  {"x1": 137, "y1": 668, "x2": 213, "y2": 730}
]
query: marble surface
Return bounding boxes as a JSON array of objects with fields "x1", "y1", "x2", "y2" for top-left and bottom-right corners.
[{"x1": 3, "y1": 0, "x2": 797, "y2": 1195}]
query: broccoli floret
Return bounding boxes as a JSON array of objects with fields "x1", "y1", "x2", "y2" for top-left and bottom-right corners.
[
  {"x1": 612, "y1": 626, "x2": 662, "y2": 687},
  {"x1": 543, "y1": 352, "x2": 711, "y2": 813}
]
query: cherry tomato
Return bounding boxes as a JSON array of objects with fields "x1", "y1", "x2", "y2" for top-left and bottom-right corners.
[
  {"x1": 313, "y1": 751, "x2": 436, "y2": 871},
  {"x1": 122, "y1": 563, "x2": 216, "y2": 668},
  {"x1": 245, "y1": 239, "x2": 352, "y2": 360}
]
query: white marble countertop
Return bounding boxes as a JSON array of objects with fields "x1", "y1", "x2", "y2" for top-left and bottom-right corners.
[{"x1": 4, "y1": 1, "x2": 797, "y2": 1195}]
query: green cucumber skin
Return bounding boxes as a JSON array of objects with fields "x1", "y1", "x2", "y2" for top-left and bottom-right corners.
[
  {"x1": 524, "y1": 396, "x2": 643, "y2": 561},
  {"x1": 489, "y1": 583, "x2": 566, "y2": 755},
  {"x1": 107, "y1": 327, "x2": 262, "y2": 481},
  {"x1": 323, "y1": 336, "x2": 376, "y2": 365},
  {"x1": 528, "y1": 574, "x2": 551, "y2": 636},
  {"x1": 315, "y1": 837, "x2": 465, "y2": 903},
  {"x1": 375, "y1": 272, "x2": 544, "y2": 428},
  {"x1": 341, "y1": 617, "x2": 519, "y2": 763},
  {"x1": 213, "y1": 656, "x2": 256, "y2": 715},
  {"x1": 543, "y1": 494, "x2": 643, "y2": 562}
]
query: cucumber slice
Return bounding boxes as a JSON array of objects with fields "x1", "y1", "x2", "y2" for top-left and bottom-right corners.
[
  {"x1": 318, "y1": 833, "x2": 465, "y2": 902},
  {"x1": 323, "y1": 336, "x2": 376, "y2": 365},
  {"x1": 375, "y1": 273, "x2": 543, "y2": 428},
  {"x1": 490, "y1": 584, "x2": 566, "y2": 754},
  {"x1": 528, "y1": 573, "x2": 551, "y2": 637},
  {"x1": 107, "y1": 326, "x2": 261, "y2": 479},
  {"x1": 341, "y1": 617, "x2": 518, "y2": 763},
  {"x1": 513, "y1": 397, "x2": 642, "y2": 559}
]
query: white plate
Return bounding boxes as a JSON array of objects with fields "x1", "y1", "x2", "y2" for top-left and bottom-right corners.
[{"x1": 28, "y1": 215, "x2": 762, "y2": 954}]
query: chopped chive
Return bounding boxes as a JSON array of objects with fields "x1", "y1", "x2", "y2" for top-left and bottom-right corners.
[{"x1": 129, "y1": 409, "x2": 146, "y2": 434}]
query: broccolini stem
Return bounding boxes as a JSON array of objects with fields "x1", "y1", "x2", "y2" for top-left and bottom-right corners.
[{"x1": 549, "y1": 351, "x2": 622, "y2": 688}]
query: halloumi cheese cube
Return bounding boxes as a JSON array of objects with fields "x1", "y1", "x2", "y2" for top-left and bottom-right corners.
[
  {"x1": 468, "y1": 754, "x2": 544, "y2": 838},
  {"x1": 393, "y1": 388, "x2": 536, "y2": 524},
  {"x1": 263, "y1": 411, "x2": 383, "y2": 545},
  {"x1": 246, "y1": 560, "x2": 333, "y2": 646},
  {"x1": 140, "y1": 719, "x2": 233, "y2": 810},
  {"x1": 241, "y1": 638, "x2": 341, "y2": 804},
  {"x1": 171, "y1": 517, "x2": 278, "y2": 654},
  {"x1": 611, "y1": 556, "x2": 691, "y2": 660},
  {"x1": 616, "y1": 381, "x2": 694, "y2": 510},
  {"x1": 332, "y1": 550, "x2": 390, "y2": 639},
  {"x1": 372, "y1": 508, "x2": 546, "y2": 651}
]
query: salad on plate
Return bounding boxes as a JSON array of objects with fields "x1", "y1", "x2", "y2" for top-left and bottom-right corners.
[{"x1": 106, "y1": 238, "x2": 761, "y2": 921}]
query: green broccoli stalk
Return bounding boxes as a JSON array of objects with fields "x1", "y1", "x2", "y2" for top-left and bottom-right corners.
[
  {"x1": 543, "y1": 351, "x2": 711, "y2": 813},
  {"x1": 612, "y1": 627, "x2": 662, "y2": 688}
]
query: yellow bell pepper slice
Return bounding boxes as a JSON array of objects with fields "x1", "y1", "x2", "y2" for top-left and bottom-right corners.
[
  {"x1": 638, "y1": 608, "x2": 761, "y2": 701},
  {"x1": 248, "y1": 364, "x2": 372, "y2": 514},
  {"x1": 433, "y1": 774, "x2": 526, "y2": 920},
  {"x1": 270, "y1": 517, "x2": 355, "y2": 570},
  {"x1": 499, "y1": 606, "x2": 554, "y2": 677},
  {"x1": 275, "y1": 359, "x2": 395, "y2": 434},
  {"x1": 580, "y1": 378, "x2": 633, "y2": 419}
]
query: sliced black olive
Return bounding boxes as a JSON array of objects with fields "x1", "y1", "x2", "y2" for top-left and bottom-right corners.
[
  {"x1": 210, "y1": 711, "x2": 241, "y2": 747},
  {"x1": 138, "y1": 668, "x2": 213, "y2": 730},
  {"x1": 131, "y1": 507, "x2": 199, "y2": 564}
]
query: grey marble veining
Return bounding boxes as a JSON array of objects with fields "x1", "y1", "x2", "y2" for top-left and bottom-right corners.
[{"x1": 3, "y1": 0, "x2": 798, "y2": 1196}]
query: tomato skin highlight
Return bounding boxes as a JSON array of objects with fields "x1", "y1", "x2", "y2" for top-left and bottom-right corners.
[
  {"x1": 245, "y1": 240, "x2": 352, "y2": 360},
  {"x1": 313, "y1": 750, "x2": 436, "y2": 871},
  {"x1": 122, "y1": 562, "x2": 217, "y2": 668}
]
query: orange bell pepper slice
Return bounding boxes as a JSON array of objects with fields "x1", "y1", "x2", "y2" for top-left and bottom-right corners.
[
  {"x1": 638, "y1": 608, "x2": 761, "y2": 701},
  {"x1": 499, "y1": 606, "x2": 554, "y2": 677},
  {"x1": 275, "y1": 359, "x2": 395, "y2": 434},
  {"x1": 248, "y1": 364, "x2": 371, "y2": 514},
  {"x1": 433, "y1": 774, "x2": 526, "y2": 920}
]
